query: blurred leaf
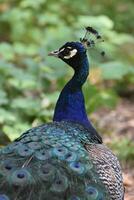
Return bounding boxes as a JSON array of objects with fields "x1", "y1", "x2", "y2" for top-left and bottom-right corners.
[
  {"x1": 100, "y1": 62, "x2": 133, "y2": 79},
  {"x1": 11, "y1": 97, "x2": 41, "y2": 116},
  {"x1": 0, "y1": 43, "x2": 14, "y2": 60},
  {"x1": 3, "y1": 122, "x2": 30, "y2": 141},
  {"x1": 0, "y1": 90, "x2": 8, "y2": 105},
  {"x1": 0, "y1": 109, "x2": 16, "y2": 124},
  {"x1": 110, "y1": 138, "x2": 134, "y2": 162},
  {"x1": 84, "y1": 83, "x2": 118, "y2": 113},
  {"x1": 76, "y1": 15, "x2": 114, "y2": 30}
]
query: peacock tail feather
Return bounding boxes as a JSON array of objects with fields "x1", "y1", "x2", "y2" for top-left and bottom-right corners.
[{"x1": 0, "y1": 122, "x2": 123, "y2": 200}]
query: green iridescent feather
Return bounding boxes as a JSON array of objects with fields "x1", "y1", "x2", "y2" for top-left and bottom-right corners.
[{"x1": 0, "y1": 121, "x2": 109, "y2": 200}]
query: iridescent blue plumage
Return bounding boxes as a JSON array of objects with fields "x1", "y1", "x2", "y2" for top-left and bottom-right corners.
[
  {"x1": 53, "y1": 42, "x2": 102, "y2": 143},
  {"x1": 53, "y1": 42, "x2": 89, "y2": 127},
  {"x1": 0, "y1": 41, "x2": 124, "y2": 200}
]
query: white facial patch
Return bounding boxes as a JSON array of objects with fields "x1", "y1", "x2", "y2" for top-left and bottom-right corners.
[
  {"x1": 64, "y1": 49, "x2": 77, "y2": 59},
  {"x1": 59, "y1": 48, "x2": 65, "y2": 52}
]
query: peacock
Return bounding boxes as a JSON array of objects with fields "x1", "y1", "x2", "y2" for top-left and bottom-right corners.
[{"x1": 0, "y1": 27, "x2": 124, "y2": 200}]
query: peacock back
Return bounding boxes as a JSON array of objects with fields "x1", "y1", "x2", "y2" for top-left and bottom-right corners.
[{"x1": 0, "y1": 121, "x2": 110, "y2": 200}]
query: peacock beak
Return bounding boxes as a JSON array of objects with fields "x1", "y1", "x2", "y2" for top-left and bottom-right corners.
[{"x1": 48, "y1": 50, "x2": 60, "y2": 57}]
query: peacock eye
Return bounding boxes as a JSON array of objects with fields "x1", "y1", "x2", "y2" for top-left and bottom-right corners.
[
  {"x1": 59, "y1": 46, "x2": 78, "y2": 59},
  {"x1": 62, "y1": 48, "x2": 71, "y2": 56},
  {"x1": 62, "y1": 48, "x2": 78, "y2": 59}
]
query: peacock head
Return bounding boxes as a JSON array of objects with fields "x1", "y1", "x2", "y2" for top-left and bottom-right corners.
[
  {"x1": 48, "y1": 41, "x2": 87, "y2": 70},
  {"x1": 48, "y1": 27, "x2": 104, "y2": 70}
]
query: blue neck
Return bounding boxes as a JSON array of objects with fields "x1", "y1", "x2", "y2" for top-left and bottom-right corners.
[{"x1": 53, "y1": 56, "x2": 92, "y2": 129}]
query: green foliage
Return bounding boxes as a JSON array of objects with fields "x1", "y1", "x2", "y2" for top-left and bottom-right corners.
[
  {"x1": 84, "y1": 83, "x2": 118, "y2": 113},
  {"x1": 109, "y1": 138, "x2": 134, "y2": 163},
  {"x1": 100, "y1": 62, "x2": 133, "y2": 80},
  {"x1": 0, "y1": 0, "x2": 133, "y2": 148}
]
